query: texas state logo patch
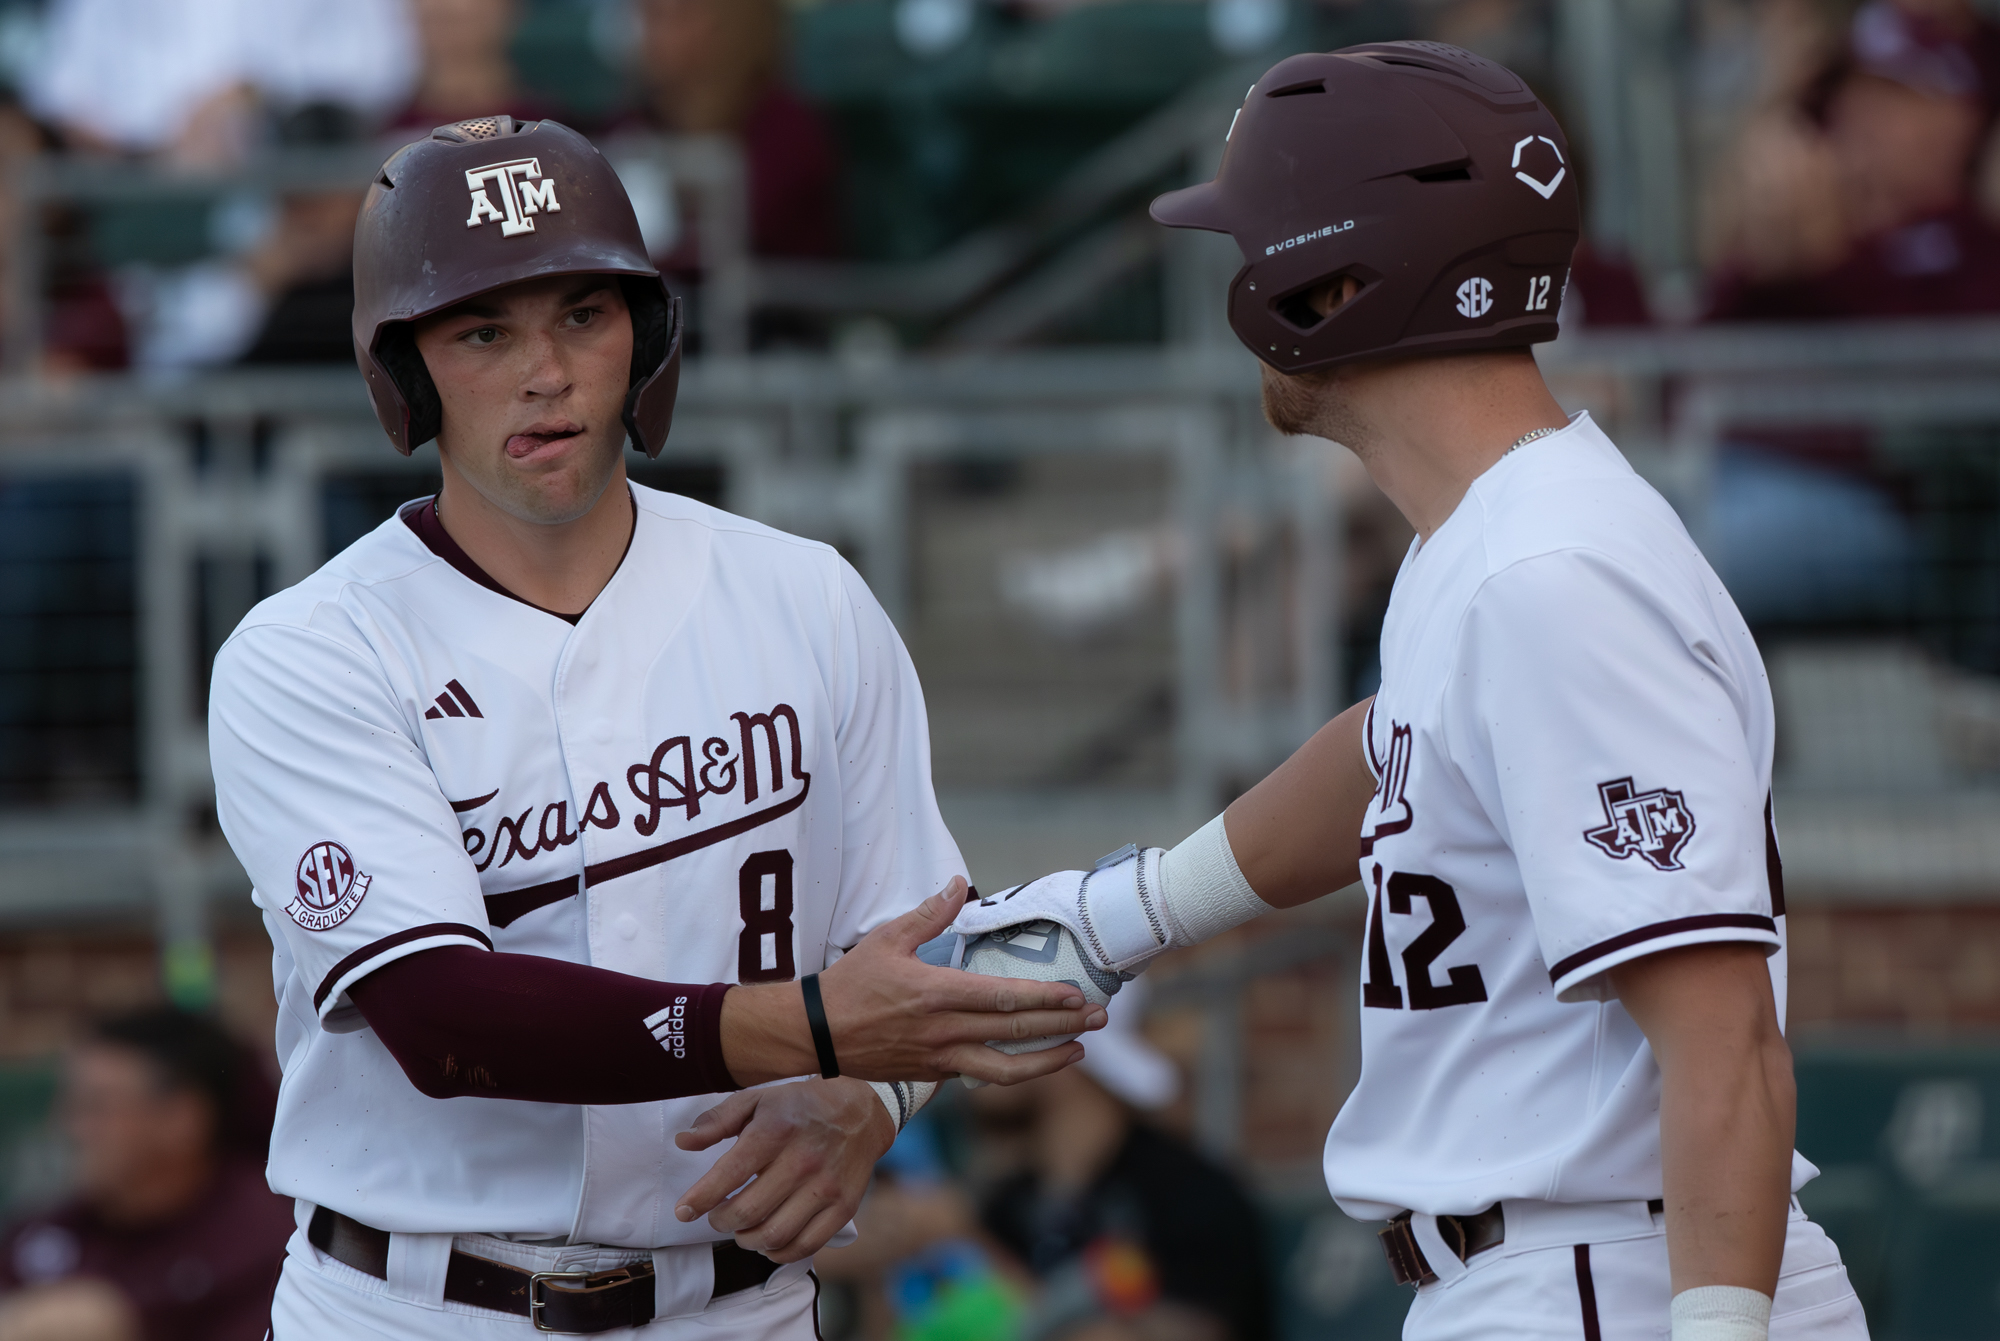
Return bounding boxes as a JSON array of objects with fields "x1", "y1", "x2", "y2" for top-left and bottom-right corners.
[
  {"x1": 288, "y1": 840, "x2": 372, "y2": 931},
  {"x1": 1583, "y1": 777, "x2": 1695, "y2": 872}
]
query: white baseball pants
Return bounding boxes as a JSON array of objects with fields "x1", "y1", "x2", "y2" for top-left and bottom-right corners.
[
  {"x1": 268, "y1": 1229, "x2": 820, "y2": 1340},
  {"x1": 1403, "y1": 1200, "x2": 1868, "y2": 1341}
]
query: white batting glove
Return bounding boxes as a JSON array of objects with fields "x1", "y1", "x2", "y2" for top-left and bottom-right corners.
[{"x1": 950, "y1": 844, "x2": 1169, "y2": 975}]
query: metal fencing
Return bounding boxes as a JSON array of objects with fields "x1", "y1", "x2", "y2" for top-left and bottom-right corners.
[
  {"x1": 0, "y1": 347, "x2": 1336, "y2": 995},
  {"x1": 1542, "y1": 320, "x2": 2000, "y2": 905},
  {"x1": 6, "y1": 312, "x2": 2000, "y2": 987}
]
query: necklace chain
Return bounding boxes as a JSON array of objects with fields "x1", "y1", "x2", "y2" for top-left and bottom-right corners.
[{"x1": 1505, "y1": 426, "x2": 1561, "y2": 455}]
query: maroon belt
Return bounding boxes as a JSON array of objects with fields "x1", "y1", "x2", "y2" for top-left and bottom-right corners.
[
  {"x1": 1378, "y1": 1204, "x2": 1507, "y2": 1286},
  {"x1": 307, "y1": 1205, "x2": 779, "y2": 1333},
  {"x1": 1379, "y1": 1199, "x2": 1664, "y2": 1286}
]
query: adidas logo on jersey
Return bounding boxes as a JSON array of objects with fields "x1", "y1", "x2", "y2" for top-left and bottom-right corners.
[
  {"x1": 424, "y1": 680, "x2": 484, "y2": 720},
  {"x1": 1583, "y1": 777, "x2": 1695, "y2": 872}
]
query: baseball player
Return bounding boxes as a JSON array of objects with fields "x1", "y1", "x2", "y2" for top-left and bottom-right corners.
[
  {"x1": 208, "y1": 116, "x2": 1103, "y2": 1339},
  {"x1": 946, "y1": 44, "x2": 1870, "y2": 1341}
]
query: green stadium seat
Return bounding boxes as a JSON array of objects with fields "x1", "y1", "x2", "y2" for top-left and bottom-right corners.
[
  {"x1": 1880, "y1": 1189, "x2": 2000, "y2": 1340},
  {"x1": 1792, "y1": 1048, "x2": 2000, "y2": 1341},
  {"x1": 791, "y1": 0, "x2": 1403, "y2": 262},
  {"x1": 513, "y1": 0, "x2": 628, "y2": 125},
  {"x1": 0, "y1": 1061, "x2": 59, "y2": 1219},
  {"x1": 1264, "y1": 1190, "x2": 1410, "y2": 1341}
]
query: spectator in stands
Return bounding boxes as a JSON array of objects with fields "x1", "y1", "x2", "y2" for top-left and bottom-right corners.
[
  {"x1": 0, "y1": 1277, "x2": 136, "y2": 1341},
  {"x1": 121, "y1": 0, "x2": 536, "y2": 370},
  {"x1": 631, "y1": 0, "x2": 842, "y2": 261},
  {"x1": 970, "y1": 987, "x2": 1268, "y2": 1341},
  {"x1": 816, "y1": 1114, "x2": 1029, "y2": 1341},
  {"x1": 230, "y1": 187, "x2": 370, "y2": 366},
  {"x1": 0, "y1": 96, "x2": 128, "y2": 374},
  {"x1": 1707, "y1": 0, "x2": 2000, "y2": 319},
  {"x1": 122, "y1": 190, "x2": 366, "y2": 371},
  {"x1": 0, "y1": 1008, "x2": 290, "y2": 1341},
  {"x1": 825, "y1": 985, "x2": 1270, "y2": 1341},
  {"x1": 122, "y1": 103, "x2": 372, "y2": 372},
  {"x1": 25, "y1": 0, "x2": 416, "y2": 166},
  {"x1": 1687, "y1": 1, "x2": 1990, "y2": 628},
  {"x1": 387, "y1": 0, "x2": 558, "y2": 136}
]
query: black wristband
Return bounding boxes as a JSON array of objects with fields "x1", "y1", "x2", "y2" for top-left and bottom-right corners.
[{"x1": 800, "y1": 973, "x2": 840, "y2": 1079}]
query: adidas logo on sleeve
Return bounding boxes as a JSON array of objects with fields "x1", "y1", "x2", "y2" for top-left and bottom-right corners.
[{"x1": 424, "y1": 680, "x2": 484, "y2": 721}]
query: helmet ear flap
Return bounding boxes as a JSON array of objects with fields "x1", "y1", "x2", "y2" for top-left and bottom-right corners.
[
  {"x1": 619, "y1": 279, "x2": 683, "y2": 458},
  {"x1": 621, "y1": 277, "x2": 672, "y2": 388},
  {"x1": 375, "y1": 324, "x2": 443, "y2": 450}
]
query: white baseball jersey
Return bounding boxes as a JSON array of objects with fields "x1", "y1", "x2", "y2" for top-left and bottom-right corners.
[
  {"x1": 1325, "y1": 412, "x2": 1813, "y2": 1220},
  {"x1": 209, "y1": 483, "x2": 964, "y2": 1246}
]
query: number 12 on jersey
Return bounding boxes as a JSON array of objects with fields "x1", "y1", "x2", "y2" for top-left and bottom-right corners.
[{"x1": 1363, "y1": 862, "x2": 1488, "y2": 1010}]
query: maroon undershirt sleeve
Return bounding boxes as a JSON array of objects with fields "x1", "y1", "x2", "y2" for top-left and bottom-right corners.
[{"x1": 348, "y1": 946, "x2": 739, "y2": 1104}]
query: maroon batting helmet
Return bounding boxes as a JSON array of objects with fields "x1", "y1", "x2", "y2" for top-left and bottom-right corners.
[
  {"x1": 351, "y1": 115, "x2": 683, "y2": 457},
  {"x1": 1151, "y1": 42, "x2": 1580, "y2": 374}
]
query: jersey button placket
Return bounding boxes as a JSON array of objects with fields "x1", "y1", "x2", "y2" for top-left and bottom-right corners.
[{"x1": 554, "y1": 631, "x2": 615, "y2": 968}]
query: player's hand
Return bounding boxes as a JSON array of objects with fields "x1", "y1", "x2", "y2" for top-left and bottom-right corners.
[
  {"x1": 949, "y1": 846, "x2": 1167, "y2": 974},
  {"x1": 719, "y1": 877, "x2": 1106, "y2": 1086},
  {"x1": 817, "y1": 876, "x2": 1109, "y2": 1083},
  {"x1": 950, "y1": 869, "x2": 1100, "y2": 958},
  {"x1": 670, "y1": 1078, "x2": 893, "y2": 1263}
]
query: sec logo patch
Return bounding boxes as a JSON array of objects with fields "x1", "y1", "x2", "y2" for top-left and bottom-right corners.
[{"x1": 288, "y1": 841, "x2": 372, "y2": 931}]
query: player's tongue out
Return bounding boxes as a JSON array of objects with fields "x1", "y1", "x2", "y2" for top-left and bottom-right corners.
[{"x1": 506, "y1": 422, "x2": 581, "y2": 460}]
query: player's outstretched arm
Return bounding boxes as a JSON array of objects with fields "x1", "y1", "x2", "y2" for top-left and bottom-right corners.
[
  {"x1": 946, "y1": 696, "x2": 1377, "y2": 986},
  {"x1": 1608, "y1": 943, "x2": 1794, "y2": 1337},
  {"x1": 350, "y1": 877, "x2": 1102, "y2": 1104},
  {"x1": 1221, "y1": 694, "x2": 1377, "y2": 907},
  {"x1": 719, "y1": 878, "x2": 1106, "y2": 1088}
]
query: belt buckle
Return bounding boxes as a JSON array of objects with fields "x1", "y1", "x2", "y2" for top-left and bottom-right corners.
[{"x1": 528, "y1": 1269, "x2": 595, "y2": 1334}]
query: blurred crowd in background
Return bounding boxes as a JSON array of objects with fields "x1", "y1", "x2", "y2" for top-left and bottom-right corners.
[
  {"x1": 0, "y1": 988, "x2": 1273, "y2": 1341},
  {"x1": 0, "y1": 0, "x2": 1997, "y2": 672},
  {"x1": 815, "y1": 984, "x2": 1269, "y2": 1341},
  {"x1": 2, "y1": 0, "x2": 2000, "y2": 1338},
  {"x1": 0, "y1": 1008, "x2": 287, "y2": 1341},
  {"x1": 5, "y1": 0, "x2": 846, "y2": 375},
  {"x1": 1, "y1": 0, "x2": 1999, "y2": 371}
]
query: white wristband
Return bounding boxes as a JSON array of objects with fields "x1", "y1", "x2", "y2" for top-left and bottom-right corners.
[
  {"x1": 866, "y1": 1079, "x2": 939, "y2": 1133},
  {"x1": 1670, "y1": 1286, "x2": 1771, "y2": 1341},
  {"x1": 1157, "y1": 813, "x2": 1273, "y2": 945}
]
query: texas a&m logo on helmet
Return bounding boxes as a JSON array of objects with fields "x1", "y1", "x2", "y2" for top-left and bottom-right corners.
[
  {"x1": 1583, "y1": 777, "x2": 1695, "y2": 872},
  {"x1": 287, "y1": 840, "x2": 373, "y2": 931},
  {"x1": 465, "y1": 158, "x2": 560, "y2": 237}
]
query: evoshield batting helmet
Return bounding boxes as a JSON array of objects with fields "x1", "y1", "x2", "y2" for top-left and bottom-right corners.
[
  {"x1": 1151, "y1": 42, "x2": 1580, "y2": 374},
  {"x1": 351, "y1": 116, "x2": 683, "y2": 456}
]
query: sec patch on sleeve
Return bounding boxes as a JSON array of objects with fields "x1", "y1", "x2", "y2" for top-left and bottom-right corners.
[
  {"x1": 288, "y1": 841, "x2": 374, "y2": 931},
  {"x1": 1582, "y1": 777, "x2": 1695, "y2": 871}
]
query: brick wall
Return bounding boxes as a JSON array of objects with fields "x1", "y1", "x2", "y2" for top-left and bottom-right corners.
[
  {"x1": 0, "y1": 924, "x2": 279, "y2": 1063},
  {"x1": 1137, "y1": 899, "x2": 2000, "y2": 1176},
  {"x1": 1788, "y1": 905, "x2": 2000, "y2": 1031},
  {"x1": 1, "y1": 900, "x2": 1997, "y2": 1176},
  {"x1": 1144, "y1": 901, "x2": 1357, "y2": 1175}
]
